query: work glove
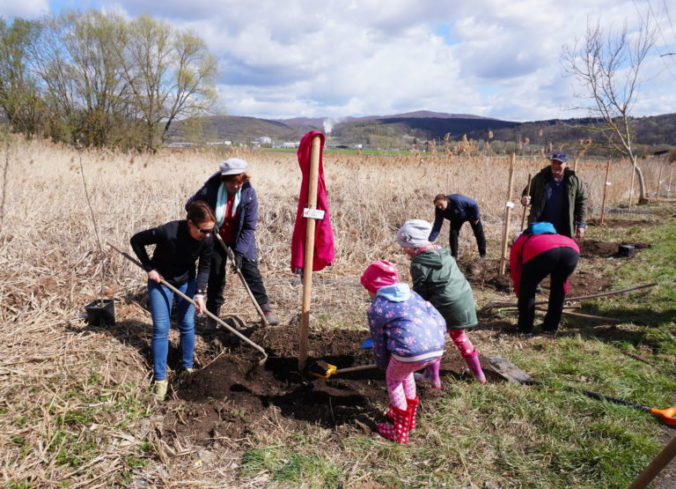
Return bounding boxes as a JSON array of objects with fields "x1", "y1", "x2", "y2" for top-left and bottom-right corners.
[{"x1": 231, "y1": 251, "x2": 244, "y2": 271}]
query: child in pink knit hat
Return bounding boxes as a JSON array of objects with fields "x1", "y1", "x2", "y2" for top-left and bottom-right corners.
[{"x1": 360, "y1": 260, "x2": 446, "y2": 445}]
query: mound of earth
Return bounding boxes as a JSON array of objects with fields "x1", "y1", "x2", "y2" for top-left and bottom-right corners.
[
  {"x1": 579, "y1": 239, "x2": 650, "y2": 258},
  {"x1": 459, "y1": 257, "x2": 512, "y2": 292},
  {"x1": 161, "y1": 325, "x2": 503, "y2": 446},
  {"x1": 587, "y1": 218, "x2": 656, "y2": 228}
]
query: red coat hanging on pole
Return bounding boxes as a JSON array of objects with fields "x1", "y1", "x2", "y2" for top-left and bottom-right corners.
[{"x1": 290, "y1": 131, "x2": 335, "y2": 273}]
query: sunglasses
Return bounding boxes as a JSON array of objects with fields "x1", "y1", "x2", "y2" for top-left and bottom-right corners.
[{"x1": 198, "y1": 226, "x2": 215, "y2": 235}]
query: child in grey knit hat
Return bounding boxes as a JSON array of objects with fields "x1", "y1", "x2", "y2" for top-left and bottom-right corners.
[{"x1": 396, "y1": 219, "x2": 487, "y2": 386}]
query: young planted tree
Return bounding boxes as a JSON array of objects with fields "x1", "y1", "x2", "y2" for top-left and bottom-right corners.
[
  {"x1": 0, "y1": 18, "x2": 44, "y2": 137},
  {"x1": 564, "y1": 20, "x2": 656, "y2": 203}
]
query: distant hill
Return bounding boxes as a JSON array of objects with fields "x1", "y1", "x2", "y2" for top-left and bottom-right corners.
[
  {"x1": 466, "y1": 113, "x2": 676, "y2": 148},
  {"x1": 170, "y1": 115, "x2": 302, "y2": 143},
  {"x1": 168, "y1": 111, "x2": 676, "y2": 150}
]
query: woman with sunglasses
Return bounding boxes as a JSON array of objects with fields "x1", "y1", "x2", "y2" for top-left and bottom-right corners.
[
  {"x1": 186, "y1": 158, "x2": 278, "y2": 328},
  {"x1": 130, "y1": 200, "x2": 215, "y2": 401}
]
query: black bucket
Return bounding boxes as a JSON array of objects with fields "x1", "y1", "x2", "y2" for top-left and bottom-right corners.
[
  {"x1": 617, "y1": 244, "x2": 635, "y2": 257},
  {"x1": 85, "y1": 299, "x2": 115, "y2": 326}
]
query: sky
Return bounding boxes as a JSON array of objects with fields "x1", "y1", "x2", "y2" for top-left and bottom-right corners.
[{"x1": 1, "y1": 0, "x2": 676, "y2": 122}]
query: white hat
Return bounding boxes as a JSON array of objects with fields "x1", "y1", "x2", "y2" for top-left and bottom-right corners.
[
  {"x1": 219, "y1": 158, "x2": 248, "y2": 176},
  {"x1": 396, "y1": 219, "x2": 433, "y2": 248}
]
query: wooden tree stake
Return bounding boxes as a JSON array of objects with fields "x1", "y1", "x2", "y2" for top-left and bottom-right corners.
[
  {"x1": 520, "y1": 173, "x2": 532, "y2": 230},
  {"x1": 298, "y1": 135, "x2": 322, "y2": 371},
  {"x1": 656, "y1": 163, "x2": 663, "y2": 199},
  {"x1": 628, "y1": 157, "x2": 637, "y2": 207},
  {"x1": 499, "y1": 153, "x2": 516, "y2": 276},
  {"x1": 600, "y1": 158, "x2": 611, "y2": 225}
]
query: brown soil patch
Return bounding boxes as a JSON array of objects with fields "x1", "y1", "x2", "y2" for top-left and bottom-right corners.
[
  {"x1": 458, "y1": 255, "x2": 612, "y2": 298},
  {"x1": 579, "y1": 239, "x2": 651, "y2": 258},
  {"x1": 459, "y1": 257, "x2": 512, "y2": 293},
  {"x1": 587, "y1": 218, "x2": 656, "y2": 228},
  {"x1": 161, "y1": 324, "x2": 500, "y2": 446}
]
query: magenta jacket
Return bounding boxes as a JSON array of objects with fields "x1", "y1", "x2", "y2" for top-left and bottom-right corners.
[
  {"x1": 290, "y1": 131, "x2": 335, "y2": 273},
  {"x1": 509, "y1": 233, "x2": 580, "y2": 296}
]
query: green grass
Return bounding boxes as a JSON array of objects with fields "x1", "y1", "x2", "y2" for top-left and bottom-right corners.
[
  {"x1": 579, "y1": 211, "x2": 676, "y2": 357},
  {"x1": 237, "y1": 209, "x2": 674, "y2": 489},
  {"x1": 241, "y1": 445, "x2": 341, "y2": 488}
]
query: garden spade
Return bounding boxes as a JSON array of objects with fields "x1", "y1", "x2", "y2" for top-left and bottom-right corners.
[
  {"x1": 110, "y1": 243, "x2": 268, "y2": 365},
  {"x1": 308, "y1": 360, "x2": 377, "y2": 379},
  {"x1": 487, "y1": 357, "x2": 676, "y2": 426},
  {"x1": 213, "y1": 232, "x2": 270, "y2": 327}
]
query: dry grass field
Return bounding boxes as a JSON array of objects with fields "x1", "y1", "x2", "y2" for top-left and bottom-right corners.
[{"x1": 1, "y1": 136, "x2": 673, "y2": 488}]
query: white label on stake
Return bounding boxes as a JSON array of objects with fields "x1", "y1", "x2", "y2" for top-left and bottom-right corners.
[
  {"x1": 505, "y1": 201, "x2": 515, "y2": 208},
  {"x1": 303, "y1": 208, "x2": 325, "y2": 220},
  {"x1": 606, "y1": 182, "x2": 612, "y2": 186}
]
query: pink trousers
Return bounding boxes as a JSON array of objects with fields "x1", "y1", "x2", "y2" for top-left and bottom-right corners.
[{"x1": 386, "y1": 357, "x2": 439, "y2": 410}]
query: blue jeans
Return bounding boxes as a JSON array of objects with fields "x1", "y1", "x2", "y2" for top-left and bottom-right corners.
[{"x1": 147, "y1": 279, "x2": 196, "y2": 381}]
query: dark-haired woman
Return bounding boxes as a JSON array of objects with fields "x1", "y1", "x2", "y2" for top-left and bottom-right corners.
[
  {"x1": 186, "y1": 158, "x2": 278, "y2": 327},
  {"x1": 130, "y1": 200, "x2": 215, "y2": 400}
]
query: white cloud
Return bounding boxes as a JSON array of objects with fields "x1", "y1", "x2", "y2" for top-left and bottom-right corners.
[
  {"x1": 0, "y1": 0, "x2": 49, "y2": 18},
  {"x1": 0, "y1": 0, "x2": 674, "y2": 120}
]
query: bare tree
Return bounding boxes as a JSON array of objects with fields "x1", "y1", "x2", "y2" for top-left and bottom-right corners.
[
  {"x1": 120, "y1": 17, "x2": 216, "y2": 150},
  {"x1": 564, "y1": 19, "x2": 655, "y2": 203},
  {"x1": 33, "y1": 11, "x2": 131, "y2": 146},
  {"x1": 162, "y1": 29, "x2": 217, "y2": 143}
]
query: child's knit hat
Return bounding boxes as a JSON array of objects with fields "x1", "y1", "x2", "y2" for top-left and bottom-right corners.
[
  {"x1": 396, "y1": 219, "x2": 432, "y2": 248},
  {"x1": 360, "y1": 260, "x2": 399, "y2": 293}
]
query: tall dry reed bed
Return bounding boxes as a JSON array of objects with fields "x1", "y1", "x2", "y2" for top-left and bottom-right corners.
[{"x1": 0, "y1": 137, "x2": 667, "y2": 486}]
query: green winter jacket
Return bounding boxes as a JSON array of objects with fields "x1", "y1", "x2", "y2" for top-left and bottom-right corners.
[
  {"x1": 523, "y1": 166, "x2": 587, "y2": 237},
  {"x1": 410, "y1": 248, "x2": 478, "y2": 329}
]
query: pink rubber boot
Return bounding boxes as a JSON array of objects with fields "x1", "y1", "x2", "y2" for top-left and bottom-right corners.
[{"x1": 464, "y1": 350, "x2": 487, "y2": 384}]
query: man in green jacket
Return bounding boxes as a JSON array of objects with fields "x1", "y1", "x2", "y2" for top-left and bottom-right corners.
[{"x1": 520, "y1": 152, "x2": 587, "y2": 239}]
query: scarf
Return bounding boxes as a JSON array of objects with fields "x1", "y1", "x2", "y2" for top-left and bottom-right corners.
[{"x1": 215, "y1": 183, "x2": 241, "y2": 227}]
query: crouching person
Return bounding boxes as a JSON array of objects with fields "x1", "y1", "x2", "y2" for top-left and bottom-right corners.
[
  {"x1": 509, "y1": 222, "x2": 580, "y2": 334},
  {"x1": 396, "y1": 219, "x2": 487, "y2": 385},
  {"x1": 130, "y1": 201, "x2": 214, "y2": 401},
  {"x1": 360, "y1": 260, "x2": 446, "y2": 445}
]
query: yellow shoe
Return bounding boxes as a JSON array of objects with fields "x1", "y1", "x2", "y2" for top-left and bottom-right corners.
[{"x1": 153, "y1": 379, "x2": 168, "y2": 401}]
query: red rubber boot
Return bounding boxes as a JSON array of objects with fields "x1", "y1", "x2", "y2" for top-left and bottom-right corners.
[
  {"x1": 377, "y1": 405, "x2": 411, "y2": 444},
  {"x1": 407, "y1": 396, "x2": 419, "y2": 431}
]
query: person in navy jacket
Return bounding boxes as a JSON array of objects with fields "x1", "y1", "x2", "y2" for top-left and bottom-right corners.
[
  {"x1": 509, "y1": 222, "x2": 580, "y2": 334},
  {"x1": 428, "y1": 193, "x2": 487, "y2": 259},
  {"x1": 186, "y1": 158, "x2": 278, "y2": 328}
]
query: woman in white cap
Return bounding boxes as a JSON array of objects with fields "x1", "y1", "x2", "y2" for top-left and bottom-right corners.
[
  {"x1": 396, "y1": 219, "x2": 487, "y2": 385},
  {"x1": 186, "y1": 158, "x2": 278, "y2": 328}
]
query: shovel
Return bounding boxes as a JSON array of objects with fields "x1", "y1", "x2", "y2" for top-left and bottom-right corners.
[
  {"x1": 213, "y1": 233, "x2": 270, "y2": 327},
  {"x1": 110, "y1": 243, "x2": 268, "y2": 365},
  {"x1": 488, "y1": 357, "x2": 676, "y2": 426},
  {"x1": 308, "y1": 360, "x2": 378, "y2": 379}
]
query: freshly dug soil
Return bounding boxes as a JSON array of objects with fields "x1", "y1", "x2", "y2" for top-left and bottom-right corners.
[
  {"x1": 587, "y1": 218, "x2": 656, "y2": 228},
  {"x1": 579, "y1": 239, "x2": 650, "y2": 258},
  {"x1": 159, "y1": 229, "x2": 649, "y2": 446},
  {"x1": 162, "y1": 324, "x2": 501, "y2": 446}
]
